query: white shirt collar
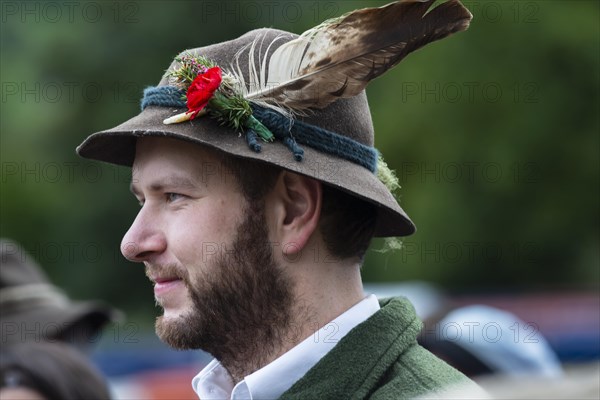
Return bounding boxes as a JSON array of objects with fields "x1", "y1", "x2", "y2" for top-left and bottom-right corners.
[{"x1": 192, "y1": 294, "x2": 380, "y2": 400}]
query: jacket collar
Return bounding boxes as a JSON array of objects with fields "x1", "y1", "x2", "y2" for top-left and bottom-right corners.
[{"x1": 280, "y1": 297, "x2": 422, "y2": 399}]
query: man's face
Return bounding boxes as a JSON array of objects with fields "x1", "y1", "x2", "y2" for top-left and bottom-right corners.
[{"x1": 121, "y1": 137, "x2": 293, "y2": 352}]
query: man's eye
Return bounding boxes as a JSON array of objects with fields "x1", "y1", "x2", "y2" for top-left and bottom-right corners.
[{"x1": 166, "y1": 193, "x2": 184, "y2": 203}]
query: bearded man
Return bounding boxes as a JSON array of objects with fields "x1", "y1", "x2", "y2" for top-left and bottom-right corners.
[{"x1": 77, "y1": 1, "x2": 485, "y2": 398}]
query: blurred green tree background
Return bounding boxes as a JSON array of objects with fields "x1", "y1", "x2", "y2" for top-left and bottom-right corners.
[{"x1": 2, "y1": 0, "x2": 598, "y2": 324}]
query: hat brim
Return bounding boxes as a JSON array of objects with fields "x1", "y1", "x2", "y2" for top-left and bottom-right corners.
[
  {"x1": 1, "y1": 300, "x2": 119, "y2": 344},
  {"x1": 77, "y1": 105, "x2": 416, "y2": 237}
]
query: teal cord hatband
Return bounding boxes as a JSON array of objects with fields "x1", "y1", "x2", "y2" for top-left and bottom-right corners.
[
  {"x1": 141, "y1": 85, "x2": 378, "y2": 173},
  {"x1": 141, "y1": 86, "x2": 186, "y2": 110}
]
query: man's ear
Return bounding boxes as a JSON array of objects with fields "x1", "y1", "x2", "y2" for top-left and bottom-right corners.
[{"x1": 267, "y1": 171, "x2": 322, "y2": 256}]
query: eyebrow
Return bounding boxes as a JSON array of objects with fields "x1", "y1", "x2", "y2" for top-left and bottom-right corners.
[{"x1": 129, "y1": 175, "x2": 198, "y2": 196}]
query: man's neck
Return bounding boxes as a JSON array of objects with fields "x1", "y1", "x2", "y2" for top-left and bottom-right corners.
[
  {"x1": 219, "y1": 256, "x2": 364, "y2": 384},
  {"x1": 217, "y1": 299, "x2": 314, "y2": 383}
]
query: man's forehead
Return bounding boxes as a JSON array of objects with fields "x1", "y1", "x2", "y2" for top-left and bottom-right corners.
[
  {"x1": 131, "y1": 137, "x2": 234, "y2": 186},
  {"x1": 134, "y1": 136, "x2": 217, "y2": 160},
  {"x1": 133, "y1": 137, "x2": 218, "y2": 170}
]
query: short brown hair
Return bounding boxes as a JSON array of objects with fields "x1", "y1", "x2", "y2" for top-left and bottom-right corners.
[{"x1": 219, "y1": 153, "x2": 377, "y2": 261}]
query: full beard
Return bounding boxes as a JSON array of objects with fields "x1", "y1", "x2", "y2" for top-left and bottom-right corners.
[{"x1": 154, "y1": 200, "x2": 295, "y2": 376}]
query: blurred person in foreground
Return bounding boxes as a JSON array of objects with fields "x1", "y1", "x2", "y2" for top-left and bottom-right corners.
[
  {"x1": 0, "y1": 341, "x2": 112, "y2": 400},
  {"x1": 0, "y1": 239, "x2": 119, "y2": 352},
  {"x1": 76, "y1": 1, "x2": 486, "y2": 399}
]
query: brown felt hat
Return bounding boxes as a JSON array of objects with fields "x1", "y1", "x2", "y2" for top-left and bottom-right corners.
[
  {"x1": 76, "y1": 28, "x2": 416, "y2": 237},
  {"x1": 0, "y1": 239, "x2": 120, "y2": 346}
]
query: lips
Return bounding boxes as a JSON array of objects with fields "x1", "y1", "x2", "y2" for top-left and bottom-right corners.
[
  {"x1": 153, "y1": 276, "x2": 179, "y2": 284},
  {"x1": 152, "y1": 276, "x2": 184, "y2": 296},
  {"x1": 145, "y1": 264, "x2": 187, "y2": 299}
]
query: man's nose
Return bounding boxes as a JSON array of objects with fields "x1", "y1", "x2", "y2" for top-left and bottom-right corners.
[{"x1": 120, "y1": 208, "x2": 166, "y2": 262}]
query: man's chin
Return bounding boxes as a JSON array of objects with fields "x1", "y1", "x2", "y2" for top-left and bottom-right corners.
[
  {"x1": 155, "y1": 313, "x2": 202, "y2": 350},
  {"x1": 160, "y1": 306, "x2": 187, "y2": 320}
]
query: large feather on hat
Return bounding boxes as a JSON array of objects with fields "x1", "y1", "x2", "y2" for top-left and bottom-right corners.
[{"x1": 234, "y1": 0, "x2": 473, "y2": 114}]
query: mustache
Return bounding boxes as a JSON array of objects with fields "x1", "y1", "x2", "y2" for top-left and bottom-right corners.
[{"x1": 145, "y1": 263, "x2": 189, "y2": 282}]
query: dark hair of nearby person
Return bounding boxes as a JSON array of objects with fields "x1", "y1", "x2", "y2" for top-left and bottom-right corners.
[{"x1": 0, "y1": 341, "x2": 111, "y2": 400}]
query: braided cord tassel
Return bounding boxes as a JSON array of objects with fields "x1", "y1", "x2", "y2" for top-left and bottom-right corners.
[
  {"x1": 245, "y1": 130, "x2": 262, "y2": 153},
  {"x1": 282, "y1": 137, "x2": 304, "y2": 161},
  {"x1": 243, "y1": 115, "x2": 274, "y2": 142}
]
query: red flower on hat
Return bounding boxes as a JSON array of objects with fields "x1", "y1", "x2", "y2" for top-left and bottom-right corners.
[{"x1": 186, "y1": 66, "x2": 222, "y2": 119}]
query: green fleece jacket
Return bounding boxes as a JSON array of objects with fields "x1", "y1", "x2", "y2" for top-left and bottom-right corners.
[{"x1": 279, "y1": 297, "x2": 477, "y2": 399}]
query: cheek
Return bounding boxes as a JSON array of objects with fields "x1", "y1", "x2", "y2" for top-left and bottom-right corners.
[{"x1": 167, "y1": 199, "x2": 242, "y2": 264}]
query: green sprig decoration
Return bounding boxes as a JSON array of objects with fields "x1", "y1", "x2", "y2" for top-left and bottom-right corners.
[
  {"x1": 376, "y1": 154, "x2": 403, "y2": 253},
  {"x1": 165, "y1": 53, "x2": 275, "y2": 142},
  {"x1": 207, "y1": 92, "x2": 252, "y2": 131},
  {"x1": 376, "y1": 153, "x2": 401, "y2": 195},
  {"x1": 168, "y1": 53, "x2": 218, "y2": 88}
]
